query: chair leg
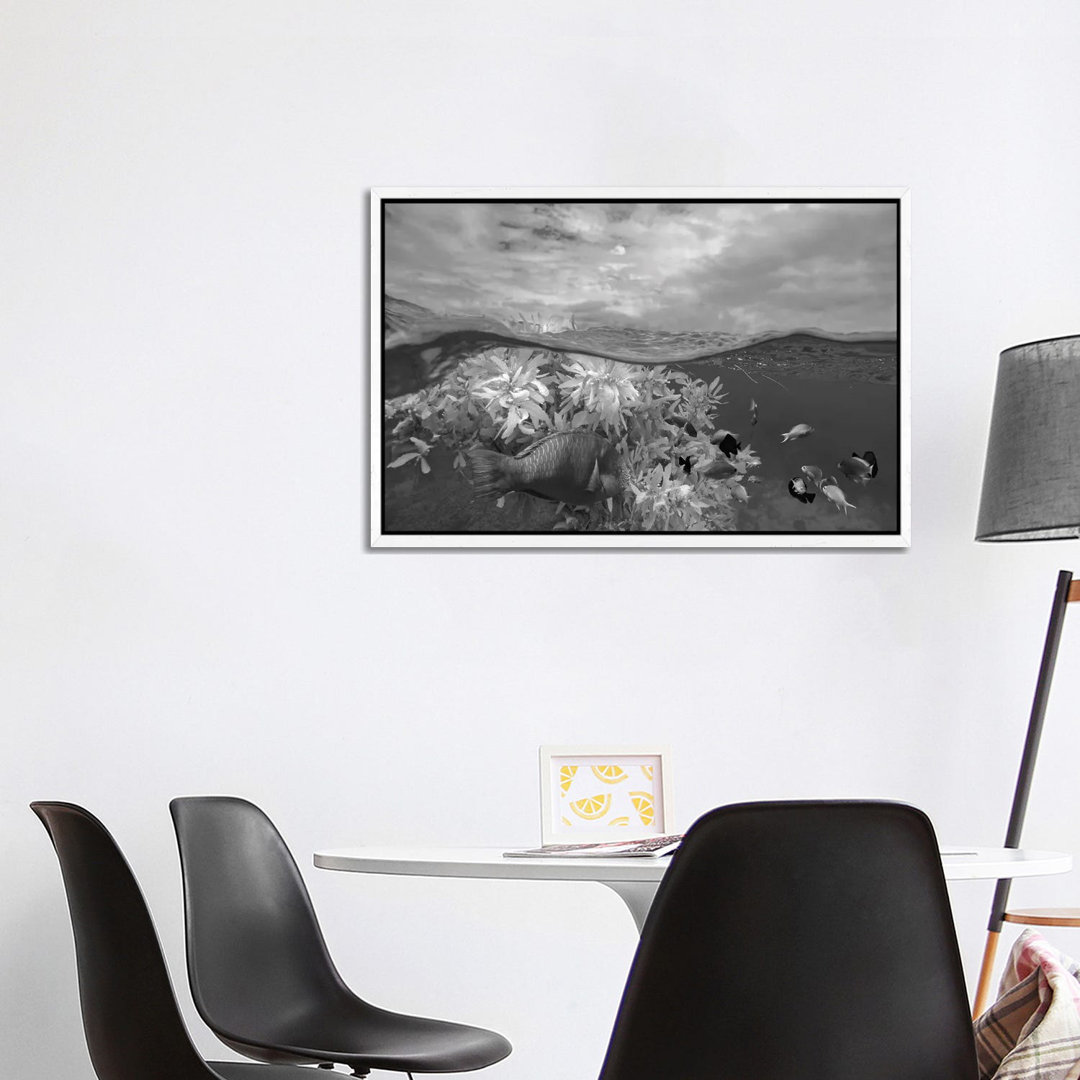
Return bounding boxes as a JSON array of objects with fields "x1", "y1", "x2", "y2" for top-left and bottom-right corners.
[{"x1": 972, "y1": 928, "x2": 1001, "y2": 1019}]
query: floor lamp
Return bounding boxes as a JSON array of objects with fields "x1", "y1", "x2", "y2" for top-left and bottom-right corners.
[{"x1": 972, "y1": 334, "x2": 1080, "y2": 1018}]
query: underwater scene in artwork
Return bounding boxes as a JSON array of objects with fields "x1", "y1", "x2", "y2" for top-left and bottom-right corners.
[{"x1": 382, "y1": 296, "x2": 899, "y2": 535}]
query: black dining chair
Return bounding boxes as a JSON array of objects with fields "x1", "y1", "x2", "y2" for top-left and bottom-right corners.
[
  {"x1": 169, "y1": 795, "x2": 511, "y2": 1078},
  {"x1": 597, "y1": 800, "x2": 979, "y2": 1080},
  {"x1": 30, "y1": 801, "x2": 318, "y2": 1080}
]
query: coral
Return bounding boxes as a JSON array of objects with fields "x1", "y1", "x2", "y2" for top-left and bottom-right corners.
[{"x1": 384, "y1": 333, "x2": 760, "y2": 532}]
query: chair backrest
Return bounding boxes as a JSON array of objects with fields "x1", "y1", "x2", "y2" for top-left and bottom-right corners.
[
  {"x1": 598, "y1": 800, "x2": 978, "y2": 1080},
  {"x1": 31, "y1": 802, "x2": 218, "y2": 1080},
  {"x1": 169, "y1": 796, "x2": 351, "y2": 1043}
]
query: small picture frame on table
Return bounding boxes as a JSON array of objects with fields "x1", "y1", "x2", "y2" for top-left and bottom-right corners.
[{"x1": 539, "y1": 745, "x2": 672, "y2": 845}]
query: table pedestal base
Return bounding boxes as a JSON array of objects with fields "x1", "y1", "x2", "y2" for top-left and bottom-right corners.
[{"x1": 600, "y1": 881, "x2": 659, "y2": 934}]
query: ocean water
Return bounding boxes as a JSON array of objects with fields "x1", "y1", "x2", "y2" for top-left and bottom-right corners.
[
  {"x1": 382, "y1": 302, "x2": 899, "y2": 535},
  {"x1": 676, "y1": 363, "x2": 899, "y2": 534}
]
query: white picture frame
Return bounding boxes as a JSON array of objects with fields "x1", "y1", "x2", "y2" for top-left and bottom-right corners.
[
  {"x1": 373, "y1": 187, "x2": 910, "y2": 548},
  {"x1": 538, "y1": 745, "x2": 673, "y2": 845}
]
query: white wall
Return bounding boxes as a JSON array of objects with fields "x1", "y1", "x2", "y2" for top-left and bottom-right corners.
[{"x1": 5, "y1": 2, "x2": 1080, "y2": 1076}]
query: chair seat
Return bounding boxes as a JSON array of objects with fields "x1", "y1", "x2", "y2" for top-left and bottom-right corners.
[
  {"x1": 224, "y1": 1003, "x2": 512, "y2": 1073},
  {"x1": 1004, "y1": 908, "x2": 1080, "y2": 927},
  {"x1": 209, "y1": 1066, "x2": 323, "y2": 1080}
]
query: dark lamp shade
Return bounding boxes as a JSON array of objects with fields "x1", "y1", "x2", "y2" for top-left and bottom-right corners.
[{"x1": 976, "y1": 335, "x2": 1080, "y2": 542}]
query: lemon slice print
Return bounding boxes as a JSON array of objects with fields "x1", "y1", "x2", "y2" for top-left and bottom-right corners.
[
  {"x1": 559, "y1": 765, "x2": 578, "y2": 794},
  {"x1": 641, "y1": 764, "x2": 654, "y2": 781},
  {"x1": 591, "y1": 764, "x2": 628, "y2": 784},
  {"x1": 569, "y1": 793, "x2": 612, "y2": 821},
  {"x1": 609, "y1": 816, "x2": 630, "y2": 827},
  {"x1": 630, "y1": 791, "x2": 654, "y2": 827}
]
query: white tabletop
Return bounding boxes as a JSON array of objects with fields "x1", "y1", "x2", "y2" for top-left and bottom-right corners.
[
  {"x1": 315, "y1": 844, "x2": 1071, "y2": 934},
  {"x1": 314, "y1": 844, "x2": 1072, "y2": 883}
]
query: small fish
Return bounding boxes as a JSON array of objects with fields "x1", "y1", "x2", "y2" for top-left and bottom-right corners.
[
  {"x1": 468, "y1": 431, "x2": 629, "y2": 505},
  {"x1": 781, "y1": 423, "x2": 814, "y2": 443},
  {"x1": 713, "y1": 432, "x2": 742, "y2": 458},
  {"x1": 837, "y1": 452, "x2": 877, "y2": 485},
  {"x1": 730, "y1": 482, "x2": 750, "y2": 504},
  {"x1": 749, "y1": 398, "x2": 758, "y2": 426},
  {"x1": 669, "y1": 417, "x2": 697, "y2": 437},
  {"x1": 821, "y1": 482, "x2": 856, "y2": 515},
  {"x1": 391, "y1": 415, "x2": 422, "y2": 440},
  {"x1": 697, "y1": 456, "x2": 739, "y2": 480},
  {"x1": 788, "y1": 477, "x2": 817, "y2": 504},
  {"x1": 801, "y1": 465, "x2": 824, "y2": 488}
]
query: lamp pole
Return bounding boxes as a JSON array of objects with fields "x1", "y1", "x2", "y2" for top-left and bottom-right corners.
[{"x1": 971, "y1": 569, "x2": 1076, "y2": 1017}]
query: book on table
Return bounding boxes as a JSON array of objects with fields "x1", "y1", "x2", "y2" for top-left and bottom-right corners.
[{"x1": 503, "y1": 834, "x2": 684, "y2": 858}]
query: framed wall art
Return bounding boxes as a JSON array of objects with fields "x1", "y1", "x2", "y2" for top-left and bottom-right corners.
[
  {"x1": 373, "y1": 187, "x2": 909, "y2": 548},
  {"x1": 538, "y1": 745, "x2": 672, "y2": 845}
]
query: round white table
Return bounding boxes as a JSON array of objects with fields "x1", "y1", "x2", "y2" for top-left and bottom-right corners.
[{"x1": 314, "y1": 845, "x2": 1073, "y2": 934}]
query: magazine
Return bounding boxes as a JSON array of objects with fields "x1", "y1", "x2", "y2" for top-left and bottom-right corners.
[{"x1": 503, "y1": 834, "x2": 683, "y2": 859}]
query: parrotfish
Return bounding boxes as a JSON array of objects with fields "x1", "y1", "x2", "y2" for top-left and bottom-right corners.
[
  {"x1": 468, "y1": 431, "x2": 629, "y2": 505},
  {"x1": 821, "y1": 482, "x2": 856, "y2": 515},
  {"x1": 801, "y1": 465, "x2": 824, "y2": 488},
  {"x1": 781, "y1": 423, "x2": 814, "y2": 443},
  {"x1": 749, "y1": 398, "x2": 758, "y2": 426},
  {"x1": 788, "y1": 477, "x2": 817, "y2": 504}
]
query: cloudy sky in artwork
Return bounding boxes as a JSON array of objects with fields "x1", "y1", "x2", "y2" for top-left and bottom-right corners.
[{"x1": 383, "y1": 200, "x2": 898, "y2": 334}]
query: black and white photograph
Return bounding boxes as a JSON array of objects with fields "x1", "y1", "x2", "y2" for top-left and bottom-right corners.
[{"x1": 374, "y1": 189, "x2": 908, "y2": 547}]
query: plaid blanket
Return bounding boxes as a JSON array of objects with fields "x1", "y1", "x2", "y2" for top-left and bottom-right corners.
[{"x1": 975, "y1": 929, "x2": 1080, "y2": 1079}]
